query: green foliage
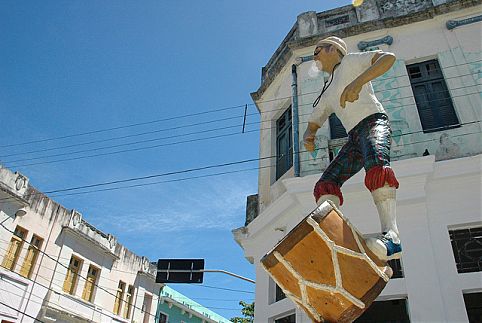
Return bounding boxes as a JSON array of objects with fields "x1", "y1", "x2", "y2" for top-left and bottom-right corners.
[{"x1": 230, "y1": 301, "x2": 254, "y2": 323}]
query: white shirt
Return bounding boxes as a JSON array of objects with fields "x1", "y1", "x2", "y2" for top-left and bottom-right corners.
[{"x1": 308, "y1": 51, "x2": 387, "y2": 132}]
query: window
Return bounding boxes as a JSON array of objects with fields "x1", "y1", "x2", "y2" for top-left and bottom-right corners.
[
  {"x1": 355, "y1": 298, "x2": 410, "y2": 322},
  {"x1": 274, "y1": 313, "x2": 296, "y2": 323},
  {"x1": 464, "y1": 292, "x2": 482, "y2": 322},
  {"x1": 123, "y1": 285, "x2": 134, "y2": 319},
  {"x1": 82, "y1": 265, "x2": 99, "y2": 302},
  {"x1": 329, "y1": 114, "x2": 347, "y2": 139},
  {"x1": 449, "y1": 226, "x2": 482, "y2": 273},
  {"x1": 276, "y1": 107, "x2": 293, "y2": 180},
  {"x1": 388, "y1": 258, "x2": 404, "y2": 279},
  {"x1": 158, "y1": 312, "x2": 168, "y2": 323},
  {"x1": 19, "y1": 235, "x2": 43, "y2": 278},
  {"x1": 63, "y1": 255, "x2": 83, "y2": 295},
  {"x1": 407, "y1": 60, "x2": 459, "y2": 133},
  {"x1": 142, "y1": 293, "x2": 153, "y2": 323},
  {"x1": 1, "y1": 226, "x2": 27, "y2": 271},
  {"x1": 275, "y1": 283, "x2": 286, "y2": 302},
  {"x1": 113, "y1": 281, "x2": 126, "y2": 315}
]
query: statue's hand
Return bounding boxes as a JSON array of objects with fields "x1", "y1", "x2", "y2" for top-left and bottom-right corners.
[
  {"x1": 303, "y1": 134, "x2": 316, "y2": 152},
  {"x1": 340, "y1": 80, "x2": 362, "y2": 108}
]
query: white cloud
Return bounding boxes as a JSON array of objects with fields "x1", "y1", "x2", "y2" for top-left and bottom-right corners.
[{"x1": 94, "y1": 174, "x2": 256, "y2": 233}]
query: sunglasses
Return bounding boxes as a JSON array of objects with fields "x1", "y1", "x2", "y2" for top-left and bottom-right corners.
[{"x1": 313, "y1": 44, "x2": 331, "y2": 56}]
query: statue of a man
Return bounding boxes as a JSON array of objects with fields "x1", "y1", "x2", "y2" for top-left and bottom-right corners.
[{"x1": 303, "y1": 36, "x2": 401, "y2": 261}]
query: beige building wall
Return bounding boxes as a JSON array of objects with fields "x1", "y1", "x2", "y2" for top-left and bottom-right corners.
[{"x1": 0, "y1": 167, "x2": 162, "y2": 323}]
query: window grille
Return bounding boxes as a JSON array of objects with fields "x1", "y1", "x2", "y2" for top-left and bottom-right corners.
[{"x1": 449, "y1": 226, "x2": 482, "y2": 273}]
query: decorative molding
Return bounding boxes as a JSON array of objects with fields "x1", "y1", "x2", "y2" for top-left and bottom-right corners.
[
  {"x1": 14, "y1": 173, "x2": 28, "y2": 191},
  {"x1": 446, "y1": 15, "x2": 482, "y2": 30},
  {"x1": 70, "y1": 210, "x2": 82, "y2": 228},
  {"x1": 61, "y1": 226, "x2": 119, "y2": 259},
  {"x1": 358, "y1": 35, "x2": 393, "y2": 51}
]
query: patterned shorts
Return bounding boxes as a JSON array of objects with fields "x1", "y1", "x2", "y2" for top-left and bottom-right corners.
[{"x1": 319, "y1": 113, "x2": 392, "y2": 187}]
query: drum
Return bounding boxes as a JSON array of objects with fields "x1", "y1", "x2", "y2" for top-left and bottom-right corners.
[{"x1": 261, "y1": 201, "x2": 393, "y2": 323}]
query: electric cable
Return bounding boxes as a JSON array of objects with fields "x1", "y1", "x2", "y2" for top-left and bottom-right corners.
[
  {"x1": 0, "y1": 221, "x2": 258, "y2": 312},
  {"x1": 0, "y1": 243, "x2": 251, "y2": 317},
  {"x1": 0, "y1": 125, "x2": 479, "y2": 204},
  {"x1": 0, "y1": 299, "x2": 45, "y2": 322},
  {"x1": 2, "y1": 85, "x2": 480, "y2": 168},
  {"x1": 3, "y1": 76, "x2": 480, "y2": 161},
  {"x1": 1, "y1": 58, "x2": 478, "y2": 150},
  {"x1": 0, "y1": 223, "x2": 161, "y2": 321},
  {"x1": 0, "y1": 240, "x2": 256, "y2": 302}
]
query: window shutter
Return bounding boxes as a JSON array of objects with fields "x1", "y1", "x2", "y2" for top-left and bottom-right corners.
[
  {"x1": 20, "y1": 235, "x2": 42, "y2": 278},
  {"x1": 82, "y1": 266, "x2": 98, "y2": 302},
  {"x1": 19, "y1": 246, "x2": 35, "y2": 277},
  {"x1": 1, "y1": 239, "x2": 22, "y2": 270},
  {"x1": 63, "y1": 256, "x2": 82, "y2": 295},
  {"x1": 63, "y1": 269, "x2": 74, "y2": 293},
  {"x1": 276, "y1": 107, "x2": 293, "y2": 180},
  {"x1": 407, "y1": 59, "x2": 459, "y2": 132}
]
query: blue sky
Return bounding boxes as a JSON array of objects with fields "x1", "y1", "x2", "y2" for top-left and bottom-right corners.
[{"x1": 0, "y1": 0, "x2": 351, "y2": 319}]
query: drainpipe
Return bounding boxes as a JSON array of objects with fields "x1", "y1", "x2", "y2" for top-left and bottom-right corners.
[
  {"x1": 291, "y1": 64, "x2": 301, "y2": 177},
  {"x1": 291, "y1": 55, "x2": 314, "y2": 178}
]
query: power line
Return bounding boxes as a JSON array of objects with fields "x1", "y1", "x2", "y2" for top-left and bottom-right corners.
[
  {"x1": 0, "y1": 104, "x2": 246, "y2": 149},
  {"x1": 3, "y1": 81, "x2": 479, "y2": 164},
  {"x1": 0, "y1": 223, "x2": 161, "y2": 321},
  {"x1": 3, "y1": 84, "x2": 480, "y2": 168},
  {"x1": 31, "y1": 127, "x2": 482, "y2": 200},
  {"x1": 0, "y1": 246, "x2": 249, "y2": 316},
  {"x1": 0, "y1": 113, "x2": 254, "y2": 158},
  {"x1": 0, "y1": 125, "x2": 479, "y2": 204},
  {"x1": 1, "y1": 240, "x2": 254, "y2": 295},
  {"x1": 5, "y1": 129, "x2": 259, "y2": 168},
  {"x1": 0, "y1": 299, "x2": 45, "y2": 323},
  {"x1": 5, "y1": 97, "x2": 480, "y2": 169},
  {"x1": 1, "y1": 59, "x2": 478, "y2": 150}
]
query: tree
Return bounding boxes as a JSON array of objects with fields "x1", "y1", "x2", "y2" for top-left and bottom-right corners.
[{"x1": 230, "y1": 301, "x2": 254, "y2": 323}]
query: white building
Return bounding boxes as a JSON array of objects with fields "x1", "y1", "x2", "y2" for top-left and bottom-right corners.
[
  {"x1": 233, "y1": 0, "x2": 482, "y2": 322},
  {"x1": 0, "y1": 167, "x2": 163, "y2": 323}
]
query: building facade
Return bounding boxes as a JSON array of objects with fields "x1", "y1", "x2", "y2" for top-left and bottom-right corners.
[
  {"x1": 233, "y1": 0, "x2": 481, "y2": 322},
  {"x1": 0, "y1": 167, "x2": 162, "y2": 323},
  {"x1": 156, "y1": 286, "x2": 231, "y2": 323}
]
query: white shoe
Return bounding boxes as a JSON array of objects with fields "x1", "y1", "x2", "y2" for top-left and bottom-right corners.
[{"x1": 366, "y1": 232, "x2": 402, "y2": 261}]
